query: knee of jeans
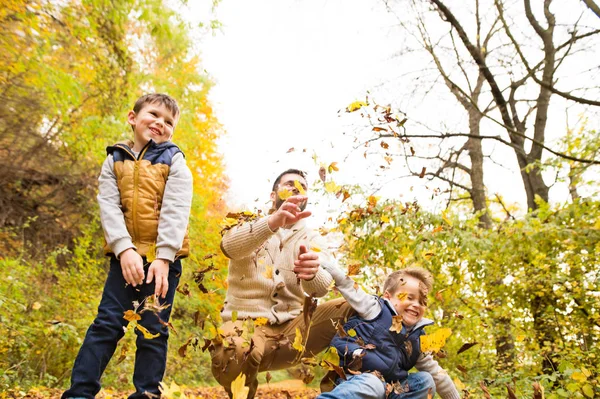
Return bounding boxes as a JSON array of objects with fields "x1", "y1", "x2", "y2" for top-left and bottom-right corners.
[
  {"x1": 416, "y1": 371, "x2": 436, "y2": 393},
  {"x1": 362, "y1": 373, "x2": 386, "y2": 397}
]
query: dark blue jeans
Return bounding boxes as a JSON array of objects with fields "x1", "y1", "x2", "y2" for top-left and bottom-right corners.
[{"x1": 62, "y1": 256, "x2": 181, "y2": 399}]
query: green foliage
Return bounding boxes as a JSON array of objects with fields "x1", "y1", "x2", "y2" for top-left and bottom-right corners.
[{"x1": 334, "y1": 198, "x2": 600, "y2": 398}]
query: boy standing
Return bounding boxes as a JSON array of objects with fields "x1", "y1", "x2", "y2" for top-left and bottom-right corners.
[
  {"x1": 318, "y1": 264, "x2": 460, "y2": 399},
  {"x1": 62, "y1": 93, "x2": 193, "y2": 399}
]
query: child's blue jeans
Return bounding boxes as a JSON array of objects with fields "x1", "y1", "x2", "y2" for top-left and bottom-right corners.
[
  {"x1": 317, "y1": 371, "x2": 436, "y2": 399},
  {"x1": 62, "y1": 255, "x2": 181, "y2": 399}
]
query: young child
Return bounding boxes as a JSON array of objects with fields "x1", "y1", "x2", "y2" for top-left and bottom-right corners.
[
  {"x1": 62, "y1": 93, "x2": 193, "y2": 399},
  {"x1": 317, "y1": 263, "x2": 460, "y2": 399}
]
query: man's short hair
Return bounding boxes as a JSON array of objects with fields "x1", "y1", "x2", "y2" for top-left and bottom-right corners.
[
  {"x1": 133, "y1": 93, "x2": 180, "y2": 118},
  {"x1": 383, "y1": 266, "x2": 433, "y2": 306},
  {"x1": 272, "y1": 169, "x2": 307, "y2": 191}
]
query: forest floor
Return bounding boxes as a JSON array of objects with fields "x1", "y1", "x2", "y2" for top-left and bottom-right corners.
[{"x1": 5, "y1": 380, "x2": 319, "y2": 399}]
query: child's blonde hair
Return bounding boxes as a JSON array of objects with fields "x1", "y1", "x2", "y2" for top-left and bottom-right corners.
[{"x1": 383, "y1": 266, "x2": 433, "y2": 306}]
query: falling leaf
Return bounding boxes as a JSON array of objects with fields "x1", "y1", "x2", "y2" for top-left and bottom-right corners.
[
  {"x1": 231, "y1": 373, "x2": 249, "y2": 399},
  {"x1": 231, "y1": 310, "x2": 238, "y2": 323},
  {"x1": 328, "y1": 162, "x2": 339, "y2": 173},
  {"x1": 441, "y1": 210, "x2": 453, "y2": 226},
  {"x1": 347, "y1": 328, "x2": 357, "y2": 337},
  {"x1": 367, "y1": 195, "x2": 378, "y2": 207},
  {"x1": 278, "y1": 188, "x2": 293, "y2": 200},
  {"x1": 146, "y1": 242, "x2": 157, "y2": 263},
  {"x1": 410, "y1": 147, "x2": 415, "y2": 156},
  {"x1": 372, "y1": 126, "x2": 387, "y2": 132},
  {"x1": 457, "y1": 342, "x2": 479, "y2": 355},
  {"x1": 341, "y1": 190, "x2": 351, "y2": 202},
  {"x1": 262, "y1": 265, "x2": 273, "y2": 280},
  {"x1": 286, "y1": 147, "x2": 295, "y2": 153},
  {"x1": 324, "y1": 181, "x2": 340, "y2": 193},
  {"x1": 453, "y1": 378, "x2": 466, "y2": 391},
  {"x1": 380, "y1": 141, "x2": 389, "y2": 149},
  {"x1": 434, "y1": 289, "x2": 446, "y2": 303},
  {"x1": 418, "y1": 167, "x2": 426, "y2": 178},
  {"x1": 176, "y1": 283, "x2": 191, "y2": 297},
  {"x1": 254, "y1": 317, "x2": 269, "y2": 327},
  {"x1": 318, "y1": 166, "x2": 327, "y2": 182},
  {"x1": 389, "y1": 315, "x2": 403, "y2": 333},
  {"x1": 266, "y1": 371, "x2": 272, "y2": 384},
  {"x1": 398, "y1": 117, "x2": 408, "y2": 127},
  {"x1": 347, "y1": 264, "x2": 361, "y2": 276},
  {"x1": 346, "y1": 100, "x2": 367, "y2": 112},
  {"x1": 293, "y1": 180, "x2": 306, "y2": 195},
  {"x1": 135, "y1": 323, "x2": 160, "y2": 339},
  {"x1": 432, "y1": 226, "x2": 443, "y2": 234},
  {"x1": 292, "y1": 328, "x2": 304, "y2": 353},
  {"x1": 381, "y1": 214, "x2": 390, "y2": 223},
  {"x1": 116, "y1": 343, "x2": 128, "y2": 364},
  {"x1": 310, "y1": 246, "x2": 321, "y2": 252},
  {"x1": 123, "y1": 310, "x2": 141, "y2": 322},
  {"x1": 396, "y1": 292, "x2": 408, "y2": 301},
  {"x1": 421, "y1": 328, "x2": 452, "y2": 353},
  {"x1": 141, "y1": 295, "x2": 171, "y2": 315}
]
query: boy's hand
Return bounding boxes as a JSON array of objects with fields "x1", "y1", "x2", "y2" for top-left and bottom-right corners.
[
  {"x1": 146, "y1": 259, "x2": 170, "y2": 298},
  {"x1": 268, "y1": 195, "x2": 311, "y2": 230},
  {"x1": 294, "y1": 244, "x2": 320, "y2": 281},
  {"x1": 120, "y1": 248, "x2": 144, "y2": 287}
]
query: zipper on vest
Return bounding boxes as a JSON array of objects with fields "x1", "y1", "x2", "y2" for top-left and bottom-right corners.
[{"x1": 132, "y1": 141, "x2": 152, "y2": 246}]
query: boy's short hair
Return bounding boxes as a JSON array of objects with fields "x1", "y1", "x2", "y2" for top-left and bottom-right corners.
[
  {"x1": 383, "y1": 266, "x2": 433, "y2": 306},
  {"x1": 272, "y1": 169, "x2": 307, "y2": 192},
  {"x1": 133, "y1": 93, "x2": 180, "y2": 118}
]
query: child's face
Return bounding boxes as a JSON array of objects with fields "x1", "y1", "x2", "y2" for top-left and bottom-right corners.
[
  {"x1": 127, "y1": 102, "x2": 178, "y2": 148},
  {"x1": 384, "y1": 275, "x2": 426, "y2": 327}
]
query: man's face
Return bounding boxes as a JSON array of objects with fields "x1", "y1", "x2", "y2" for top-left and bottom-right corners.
[
  {"x1": 271, "y1": 173, "x2": 308, "y2": 211},
  {"x1": 127, "y1": 102, "x2": 178, "y2": 149}
]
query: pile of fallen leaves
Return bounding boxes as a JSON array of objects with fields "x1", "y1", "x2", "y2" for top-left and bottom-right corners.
[{"x1": 4, "y1": 381, "x2": 319, "y2": 399}]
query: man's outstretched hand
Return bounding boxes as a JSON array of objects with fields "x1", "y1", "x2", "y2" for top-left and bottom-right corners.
[
  {"x1": 294, "y1": 244, "x2": 320, "y2": 281},
  {"x1": 268, "y1": 195, "x2": 311, "y2": 231}
]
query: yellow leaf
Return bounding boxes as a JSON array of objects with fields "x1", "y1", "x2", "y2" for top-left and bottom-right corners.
[
  {"x1": 231, "y1": 373, "x2": 249, "y2": 399},
  {"x1": 381, "y1": 215, "x2": 390, "y2": 223},
  {"x1": 346, "y1": 100, "x2": 367, "y2": 112},
  {"x1": 146, "y1": 242, "x2": 157, "y2": 263},
  {"x1": 367, "y1": 195, "x2": 378, "y2": 207},
  {"x1": 254, "y1": 317, "x2": 269, "y2": 327},
  {"x1": 582, "y1": 384, "x2": 594, "y2": 398},
  {"x1": 292, "y1": 327, "x2": 304, "y2": 353},
  {"x1": 320, "y1": 347, "x2": 340, "y2": 370},
  {"x1": 135, "y1": 323, "x2": 160, "y2": 339},
  {"x1": 328, "y1": 162, "x2": 339, "y2": 173},
  {"x1": 123, "y1": 310, "x2": 141, "y2": 322},
  {"x1": 293, "y1": 180, "x2": 306, "y2": 195},
  {"x1": 420, "y1": 328, "x2": 452, "y2": 353},
  {"x1": 572, "y1": 371, "x2": 587, "y2": 382},
  {"x1": 396, "y1": 292, "x2": 408, "y2": 301},
  {"x1": 278, "y1": 188, "x2": 293, "y2": 200},
  {"x1": 262, "y1": 265, "x2": 273, "y2": 279},
  {"x1": 453, "y1": 378, "x2": 466, "y2": 391},
  {"x1": 324, "y1": 181, "x2": 341, "y2": 193},
  {"x1": 310, "y1": 246, "x2": 321, "y2": 252},
  {"x1": 159, "y1": 381, "x2": 186, "y2": 399},
  {"x1": 389, "y1": 315, "x2": 403, "y2": 333},
  {"x1": 581, "y1": 367, "x2": 591, "y2": 377},
  {"x1": 232, "y1": 310, "x2": 238, "y2": 323},
  {"x1": 31, "y1": 302, "x2": 42, "y2": 310},
  {"x1": 441, "y1": 211, "x2": 453, "y2": 227},
  {"x1": 221, "y1": 217, "x2": 239, "y2": 229},
  {"x1": 347, "y1": 329, "x2": 357, "y2": 337}
]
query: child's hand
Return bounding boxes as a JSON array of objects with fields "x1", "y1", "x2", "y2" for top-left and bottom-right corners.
[
  {"x1": 146, "y1": 259, "x2": 170, "y2": 298},
  {"x1": 268, "y1": 195, "x2": 311, "y2": 230},
  {"x1": 294, "y1": 244, "x2": 320, "y2": 281},
  {"x1": 120, "y1": 248, "x2": 144, "y2": 286}
]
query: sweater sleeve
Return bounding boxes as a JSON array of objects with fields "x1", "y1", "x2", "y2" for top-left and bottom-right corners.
[
  {"x1": 320, "y1": 262, "x2": 381, "y2": 320},
  {"x1": 415, "y1": 354, "x2": 460, "y2": 399},
  {"x1": 156, "y1": 152, "x2": 194, "y2": 262},
  {"x1": 97, "y1": 155, "x2": 135, "y2": 257},
  {"x1": 221, "y1": 216, "x2": 275, "y2": 260}
]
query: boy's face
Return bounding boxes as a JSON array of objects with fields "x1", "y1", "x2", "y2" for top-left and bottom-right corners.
[
  {"x1": 127, "y1": 102, "x2": 178, "y2": 148},
  {"x1": 384, "y1": 275, "x2": 426, "y2": 327}
]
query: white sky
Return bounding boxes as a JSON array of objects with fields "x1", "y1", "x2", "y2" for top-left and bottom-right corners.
[{"x1": 185, "y1": 0, "x2": 599, "y2": 221}]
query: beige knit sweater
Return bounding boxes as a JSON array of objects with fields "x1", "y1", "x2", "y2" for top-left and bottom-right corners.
[{"x1": 220, "y1": 216, "x2": 333, "y2": 324}]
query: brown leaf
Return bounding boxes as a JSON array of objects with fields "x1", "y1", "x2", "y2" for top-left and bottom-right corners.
[
  {"x1": 176, "y1": 283, "x2": 191, "y2": 297},
  {"x1": 303, "y1": 295, "x2": 318, "y2": 331},
  {"x1": 380, "y1": 141, "x2": 389, "y2": 149},
  {"x1": 389, "y1": 315, "x2": 403, "y2": 333},
  {"x1": 532, "y1": 382, "x2": 544, "y2": 399},
  {"x1": 363, "y1": 343, "x2": 376, "y2": 350},
  {"x1": 347, "y1": 264, "x2": 361, "y2": 276},
  {"x1": 456, "y1": 364, "x2": 467, "y2": 374},
  {"x1": 479, "y1": 381, "x2": 491, "y2": 399},
  {"x1": 506, "y1": 384, "x2": 517, "y2": 399},
  {"x1": 410, "y1": 146, "x2": 415, "y2": 156},
  {"x1": 457, "y1": 342, "x2": 479, "y2": 355},
  {"x1": 265, "y1": 371, "x2": 272, "y2": 385},
  {"x1": 372, "y1": 126, "x2": 387, "y2": 132},
  {"x1": 202, "y1": 253, "x2": 217, "y2": 260},
  {"x1": 419, "y1": 167, "x2": 426, "y2": 178},
  {"x1": 318, "y1": 166, "x2": 327, "y2": 183},
  {"x1": 116, "y1": 343, "x2": 128, "y2": 365},
  {"x1": 286, "y1": 147, "x2": 295, "y2": 153}
]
